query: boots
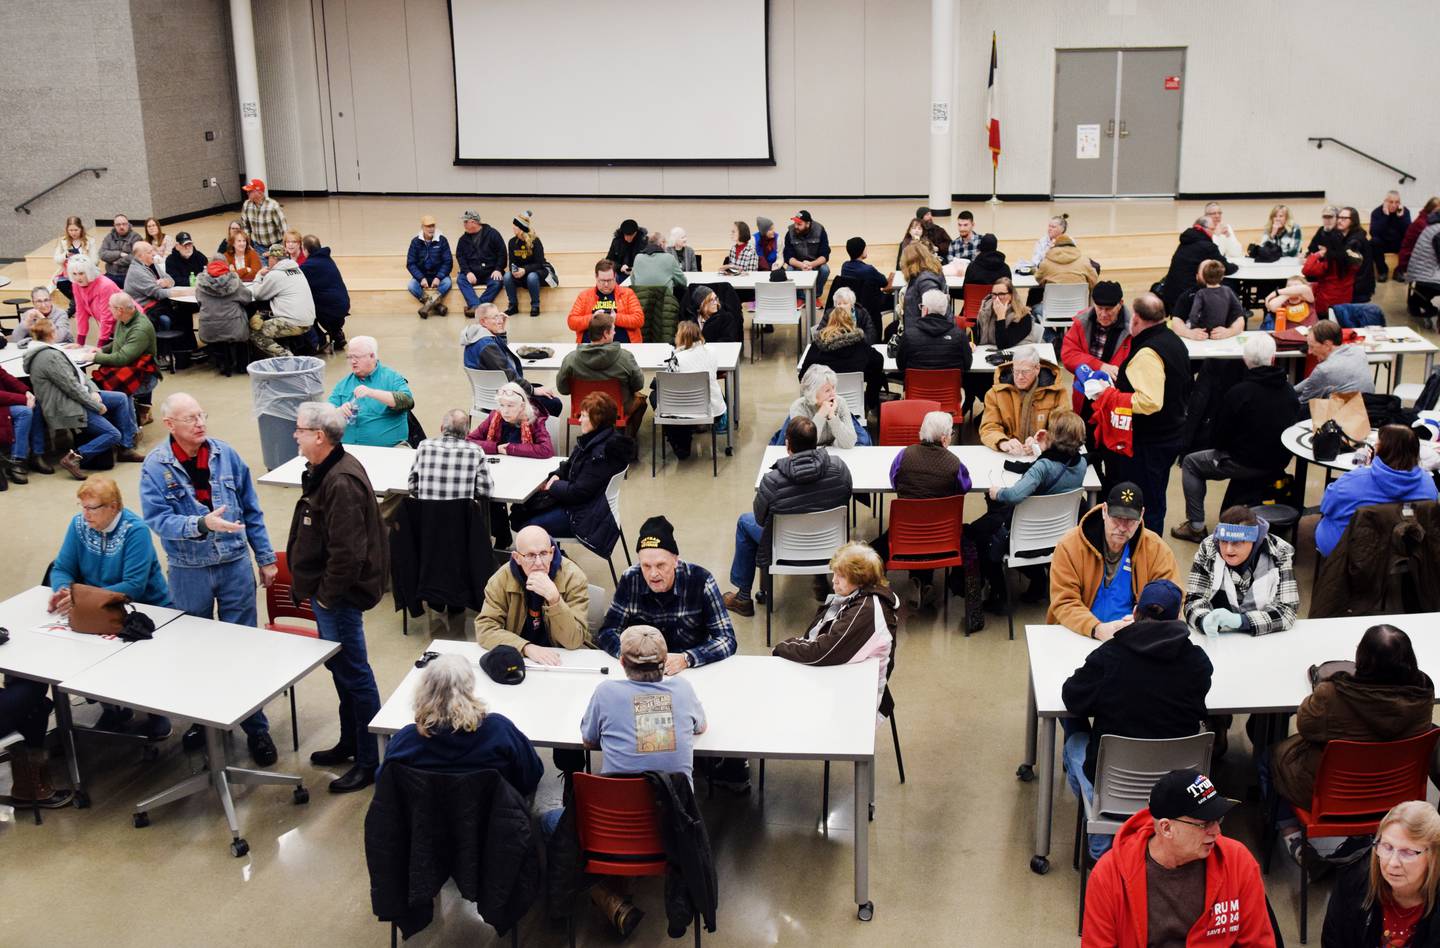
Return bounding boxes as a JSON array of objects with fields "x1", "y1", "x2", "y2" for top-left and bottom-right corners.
[
  {"x1": 6, "y1": 746, "x2": 75, "y2": 809},
  {"x1": 59, "y1": 450, "x2": 87, "y2": 480},
  {"x1": 0, "y1": 460, "x2": 7, "y2": 491},
  {"x1": 591, "y1": 882, "x2": 644, "y2": 937},
  {"x1": 2, "y1": 457, "x2": 27, "y2": 485},
  {"x1": 136, "y1": 403, "x2": 153, "y2": 426},
  {"x1": 963, "y1": 567, "x2": 986, "y2": 633},
  {"x1": 27, "y1": 454, "x2": 55, "y2": 475},
  {"x1": 418, "y1": 289, "x2": 439, "y2": 319}
]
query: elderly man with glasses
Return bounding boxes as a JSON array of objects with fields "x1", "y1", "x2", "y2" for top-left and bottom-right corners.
[
  {"x1": 475, "y1": 524, "x2": 591, "y2": 665},
  {"x1": 327, "y1": 335, "x2": 414, "y2": 447},
  {"x1": 139, "y1": 392, "x2": 280, "y2": 764}
]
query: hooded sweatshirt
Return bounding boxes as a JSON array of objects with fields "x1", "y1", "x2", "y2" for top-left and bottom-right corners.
[
  {"x1": 1315, "y1": 456, "x2": 1439, "y2": 556},
  {"x1": 249, "y1": 257, "x2": 315, "y2": 326},
  {"x1": 195, "y1": 269, "x2": 253, "y2": 344},
  {"x1": 555, "y1": 341, "x2": 645, "y2": 403},
  {"x1": 1061, "y1": 619, "x2": 1213, "y2": 781}
]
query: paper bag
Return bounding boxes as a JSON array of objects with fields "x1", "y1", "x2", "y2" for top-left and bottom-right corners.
[{"x1": 1309, "y1": 391, "x2": 1371, "y2": 442}]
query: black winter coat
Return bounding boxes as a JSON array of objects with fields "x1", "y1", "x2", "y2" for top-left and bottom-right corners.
[
  {"x1": 364, "y1": 764, "x2": 540, "y2": 939},
  {"x1": 299, "y1": 247, "x2": 352, "y2": 317},
  {"x1": 1161, "y1": 228, "x2": 1236, "y2": 315},
  {"x1": 963, "y1": 250, "x2": 1012, "y2": 287},
  {"x1": 1346, "y1": 230, "x2": 1376, "y2": 301},
  {"x1": 1061, "y1": 619, "x2": 1213, "y2": 782},
  {"x1": 800, "y1": 329, "x2": 884, "y2": 409},
  {"x1": 897, "y1": 312, "x2": 972, "y2": 373},
  {"x1": 1213, "y1": 364, "x2": 1302, "y2": 472},
  {"x1": 390, "y1": 497, "x2": 496, "y2": 617},
  {"x1": 456, "y1": 224, "x2": 508, "y2": 279},
  {"x1": 1322, "y1": 857, "x2": 1440, "y2": 947},
  {"x1": 547, "y1": 425, "x2": 632, "y2": 556},
  {"x1": 902, "y1": 270, "x2": 950, "y2": 334},
  {"x1": 754, "y1": 447, "x2": 853, "y2": 567},
  {"x1": 684, "y1": 283, "x2": 744, "y2": 344},
  {"x1": 606, "y1": 227, "x2": 648, "y2": 274}
]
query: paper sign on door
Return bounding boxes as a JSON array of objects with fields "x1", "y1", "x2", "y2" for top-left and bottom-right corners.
[{"x1": 1076, "y1": 124, "x2": 1101, "y2": 160}]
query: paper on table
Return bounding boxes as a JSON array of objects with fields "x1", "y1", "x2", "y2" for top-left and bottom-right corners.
[{"x1": 29, "y1": 619, "x2": 120, "y2": 645}]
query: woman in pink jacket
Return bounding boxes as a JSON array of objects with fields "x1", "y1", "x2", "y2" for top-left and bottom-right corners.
[
  {"x1": 466, "y1": 382, "x2": 555, "y2": 458},
  {"x1": 66, "y1": 254, "x2": 121, "y2": 346}
]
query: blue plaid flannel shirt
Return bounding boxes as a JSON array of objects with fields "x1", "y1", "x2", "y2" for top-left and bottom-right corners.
[{"x1": 598, "y1": 560, "x2": 737, "y2": 667}]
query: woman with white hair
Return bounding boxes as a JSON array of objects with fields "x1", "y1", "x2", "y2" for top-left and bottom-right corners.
[
  {"x1": 466, "y1": 381, "x2": 555, "y2": 458},
  {"x1": 67, "y1": 254, "x2": 121, "y2": 346},
  {"x1": 668, "y1": 226, "x2": 699, "y2": 272},
  {"x1": 789, "y1": 364, "x2": 858, "y2": 449},
  {"x1": 378, "y1": 653, "x2": 542, "y2": 796}
]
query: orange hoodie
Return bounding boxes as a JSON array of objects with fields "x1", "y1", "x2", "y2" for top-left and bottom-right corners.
[
  {"x1": 566, "y1": 286, "x2": 645, "y2": 343},
  {"x1": 1082, "y1": 809, "x2": 1275, "y2": 948}
]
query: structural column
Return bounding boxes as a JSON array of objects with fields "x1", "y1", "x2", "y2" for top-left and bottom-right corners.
[
  {"x1": 229, "y1": 0, "x2": 267, "y2": 183},
  {"x1": 927, "y1": 0, "x2": 955, "y2": 215}
]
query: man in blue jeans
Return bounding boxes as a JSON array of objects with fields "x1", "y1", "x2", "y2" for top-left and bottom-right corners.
[
  {"x1": 454, "y1": 210, "x2": 508, "y2": 316},
  {"x1": 139, "y1": 392, "x2": 281, "y2": 765},
  {"x1": 721, "y1": 417, "x2": 852, "y2": 617},
  {"x1": 406, "y1": 214, "x2": 453, "y2": 319},
  {"x1": 285, "y1": 401, "x2": 388, "y2": 793}
]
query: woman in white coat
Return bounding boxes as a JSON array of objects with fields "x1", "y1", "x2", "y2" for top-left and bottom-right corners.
[{"x1": 659, "y1": 320, "x2": 726, "y2": 459}]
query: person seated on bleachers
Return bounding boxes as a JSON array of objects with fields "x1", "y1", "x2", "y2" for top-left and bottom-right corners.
[
  {"x1": 1171, "y1": 335, "x2": 1300, "y2": 542},
  {"x1": 1061, "y1": 578, "x2": 1212, "y2": 861},
  {"x1": 773, "y1": 542, "x2": 898, "y2": 713},
  {"x1": 66, "y1": 254, "x2": 121, "y2": 347},
  {"x1": 1307, "y1": 204, "x2": 1340, "y2": 254},
  {"x1": 666, "y1": 227, "x2": 699, "y2": 272},
  {"x1": 722, "y1": 417, "x2": 852, "y2": 617},
  {"x1": 979, "y1": 346, "x2": 1065, "y2": 455},
  {"x1": 753, "y1": 215, "x2": 778, "y2": 271},
  {"x1": 1048, "y1": 482, "x2": 1180, "y2": 640},
  {"x1": 631, "y1": 231, "x2": 688, "y2": 331},
  {"x1": 898, "y1": 241, "x2": 948, "y2": 334},
  {"x1": 1321, "y1": 801, "x2": 1440, "y2": 944},
  {"x1": 408, "y1": 409, "x2": 492, "y2": 502},
  {"x1": 945, "y1": 210, "x2": 981, "y2": 268},
  {"x1": 1182, "y1": 506, "x2": 1298, "y2": 640},
  {"x1": 377, "y1": 653, "x2": 542, "y2": 796},
  {"x1": 504, "y1": 210, "x2": 547, "y2": 318},
  {"x1": 1397, "y1": 198, "x2": 1439, "y2": 281},
  {"x1": 459, "y1": 304, "x2": 560, "y2": 416},
  {"x1": 557, "y1": 312, "x2": 647, "y2": 438},
  {"x1": 195, "y1": 259, "x2": 252, "y2": 376},
  {"x1": 895, "y1": 216, "x2": 932, "y2": 269},
  {"x1": 1083, "y1": 769, "x2": 1271, "y2": 946},
  {"x1": 454, "y1": 210, "x2": 507, "y2": 317},
  {"x1": 1026, "y1": 214, "x2": 1068, "y2": 269},
  {"x1": 789, "y1": 364, "x2": 859, "y2": 450},
  {"x1": 686, "y1": 285, "x2": 742, "y2": 344},
  {"x1": 566, "y1": 259, "x2": 644, "y2": 343},
  {"x1": 1172, "y1": 260, "x2": 1244, "y2": 341},
  {"x1": 1160, "y1": 218, "x2": 1236, "y2": 316},
  {"x1": 974, "y1": 277, "x2": 1033, "y2": 350},
  {"x1": 606, "y1": 219, "x2": 648, "y2": 280},
  {"x1": 249, "y1": 246, "x2": 317, "y2": 358},
  {"x1": 1338, "y1": 207, "x2": 1376, "y2": 304},
  {"x1": 140, "y1": 220, "x2": 170, "y2": 261},
  {"x1": 164, "y1": 231, "x2": 207, "y2": 290},
  {"x1": 1301, "y1": 229, "x2": 1356, "y2": 317},
  {"x1": 12, "y1": 286, "x2": 72, "y2": 345},
  {"x1": 52, "y1": 216, "x2": 94, "y2": 309},
  {"x1": 328, "y1": 336, "x2": 414, "y2": 447},
  {"x1": 407, "y1": 214, "x2": 453, "y2": 319},
  {"x1": 87, "y1": 293, "x2": 161, "y2": 419},
  {"x1": 23, "y1": 318, "x2": 141, "y2": 478},
  {"x1": 98, "y1": 214, "x2": 139, "y2": 284},
  {"x1": 915, "y1": 206, "x2": 952, "y2": 261},
  {"x1": 49, "y1": 475, "x2": 174, "y2": 738},
  {"x1": 1204, "y1": 201, "x2": 1244, "y2": 260},
  {"x1": 800, "y1": 293, "x2": 884, "y2": 412},
  {"x1": 475, "y1": 524, "x2": 589, "y2": 663},
  {"x1": 962, "y1": 234, "x2": 1012, "y2": 288},
  {"x1": 1256, "y1": 203, "x2": 1303, "y2": 259},
  {"x1": 225, "y1": 230, "x2": 264, "y2": 282},
  {"x1": 723, "y1": 220, "x2": 757, "y2": 273},
  {"x1": 1268, "y1": 624, "x2": 1435, "y2": 865},
  {"x1": 0, "y1": 676, "x2": 71, "y2": 808},
  {"x1": 1294, "y1": 318, "x2": 1374, "y2": 404},
  {"x1": 657, "y1": 320, "x2": 726, "y2": 461},
  {"x1": 840, "y1": 236, "x2": 891, "y2": 297},
  {"x1": 1315, "y1": 425, "x2": 1438, "y2": 558},
  {"x1": 299, "y1": 234, "x2": 350, "y2": 353},
  {"x1": 784, "y1": 210, "x2": 832, "y2": 300},
  {"x1": 897, "y1": 288, "x2": 971, "y2": 378},
  {"x1": 1262, "y1": 274, "x2": 1315, "y2": 330},
  {"x1": 514, "y1": 392, "x2": 633, "y2": 551},
  {"x1": 1369, "y1": 194, "x2": 1412, "y2": 284},
  {"x1": 467, "y1": 382, "x2": 554, "y2": 459},
  {"x1": 215, "y1": 219, "x2": 243, "y2": 256}
]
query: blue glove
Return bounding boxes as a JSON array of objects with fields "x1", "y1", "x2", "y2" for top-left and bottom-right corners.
[{"x1": 1202, "y1": 609, "x2": 1243, "y2": 635}]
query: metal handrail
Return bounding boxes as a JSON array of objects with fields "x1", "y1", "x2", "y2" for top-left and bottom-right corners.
[
  {"x1": 14, "y1": 167, "x2": 108, "y2": 215},
  {"x1": 1307, "y1": 138, "x2": 1415, "y2": 185}
]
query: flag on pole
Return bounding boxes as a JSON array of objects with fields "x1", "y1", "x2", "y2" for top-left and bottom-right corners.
[{"x1": 986, "y1": 32, "x2": 1001, "y2": 169}]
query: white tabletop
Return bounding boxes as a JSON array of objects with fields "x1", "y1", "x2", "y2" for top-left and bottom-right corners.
[
  {"x1": 1028, "y1": 613, "x2": 1440, "y2": 717},
  {"x1": 60, "y1": 613, "x2": 338, "y2": 729},
  {"x1": 755, "y1": 444, "x2": 1101, "y2": 495},
  {"x1": 0, "y1": 275, "x2": 11, "y2": 290},
  {"x1": 370, "y1": 641, "x2": 877, "y2": 761},
  {"x1": 1281, "y1": 419, "x2": 1373, "y2": 472},
  {"x1": 257, "y1": 444, "x2": 561, "y2": 503},
  {"x1": 623, "y1": 270, "x2": 817, "y2": 292},
  {"x1": 1183, "y1": 325, "x2": 1434, "y2": 362},
  {"x1": 0, "y1": 344, "x2": 91, "y2": 379},
  {"x1": 0, "y1": 586, "x2": 185, "y2": 685},
  {"x1": 510, "y1": 341, "x2": 741, "y2": 373},
  {"x1": 834, "y1": 342, "x2": 1056, "y2": 374},
  {"x1": 1226, "y1": 257, "x2": 1302, "y2": 281},
  {"x1": 891, "y1": 270, "x2": 1038, "y2": 291}
]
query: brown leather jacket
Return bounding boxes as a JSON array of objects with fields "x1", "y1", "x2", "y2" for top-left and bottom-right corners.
[
  {"x1": 286, "y1": 445, "x2": 387, "y2": 610},
  {"x1": 1310, "y1": 501, "x2": 1440, "y2": 618}
]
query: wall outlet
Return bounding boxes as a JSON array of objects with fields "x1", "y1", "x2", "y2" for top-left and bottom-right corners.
[
  {"x1": 204, "y1": 130, "x2": 215, "y2": 142},
  {"x1": 209, "y1": 177, "x2": 218, "y2": 187},
  {"x1": 201, "y1": 178, "x2": 209, "y2": 188}
]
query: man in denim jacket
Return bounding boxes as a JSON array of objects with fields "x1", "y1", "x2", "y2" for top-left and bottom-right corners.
[{"x1": 139, "y1": 392, "x2": 280, "y2": 765}]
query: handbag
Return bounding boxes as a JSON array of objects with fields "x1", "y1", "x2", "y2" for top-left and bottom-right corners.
[
  {"x1": 1311, "y1": 419, "x2": 1362, "y2": 463},
  {"x1": 69, "y1": 584, "x2": 130, "y2": 635},
  {"x1": 1248, "y1": 242, "x2": 1283, "y2": 263},
  {"x1": 1310, "y1": 390, "x2": 1372, "y2": 443}
]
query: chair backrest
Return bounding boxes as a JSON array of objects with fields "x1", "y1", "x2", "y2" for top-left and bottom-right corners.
[
  {"x1": 464, "y1": 367, "x2": 507, "y2": 416},
  {"x1": 903, "y1": 368, "x2": 963, "y2": 419},
  {"x1": 586, "y1": 583, "x2": 610, "y2": 635},
  {"x1": 568, "y1": 378, "x2": 627, "y2": 425},
  {"x1": 653, "y1": 371, "x2": 714, "y2": 420},
  {"x1": 1092, "y1": 733, "x2": 1215, "y2": 822},
  {"x1": 544, "y1": 411, "x2": 564, "y2": 449},
  {"x1": 605, "y1": 470, "x2": 624, "y2": 525},
  {"x1": 770, "y1": 506, "x2": 849, "y2": 575},
  {"x1": 960, "y1": 283, "x2": 989, "y2": 324},
  {"x1": 833, "y1": 371, "x2": 865, "y2": 419},
  {"x1": 1041, "y1": 282, "x2": 1090, "y2": 325},
  {"x1": 878, "y1": 399, "x2": 941, "y2": 446},
  {"x1": 1305, "y1": 730, "x2": 1440, "y2": 835},
  {"x1": 1008, "y1": 489, "x2": 1085, "y2": 563},
  {"x1": 264, "y1": 552, "x2": 318, "y2": 634},
  {"x1": 885, "y1": 496, "x2": 965, "y2": 569},
  {"x1": 572, "y1": 772, "x2": 669, "y2": 877},
  {"x1": 753, "y1": 280, "x2": 798, "y2": 323}
]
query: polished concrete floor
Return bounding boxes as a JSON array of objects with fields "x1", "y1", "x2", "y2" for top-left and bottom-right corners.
[{"x1": 0, "y1": 267, "x2": 1433, "y2": 947}]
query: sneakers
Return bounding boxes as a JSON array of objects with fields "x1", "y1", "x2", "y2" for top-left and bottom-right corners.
[
  {"x1": 329, "y1": 764, "x2": 375, "y2": 793},
  {"x1": 60, "y1": 450, "x2": 86, "y2": 481},
  {"x1": 138, "y1": 714, "x2": 173, "y2": 741},
  {"x1": 503, "y1": 305, "x2": 520, "y2": 317},
  {"x1": 1170, "y1": 522, "x2": 1209, "y2": 543},
  {"x1": 310, "y1": 742, "x2": 356, "y2": 767},
  {"x1": 248, "y1": 730, "x2": 279, "y2": 767},
  {"x1": 722, "y1": 591, "x2": 755, "y2": 617}
]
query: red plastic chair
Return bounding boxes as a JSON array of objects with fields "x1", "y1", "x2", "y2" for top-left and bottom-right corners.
[
  {"x1": 903, "y1": 368, "x2": 964, "y2": 423},
  {"x1": 1271, "y1": 729, "x2": 1440, "y2": 943},
  {"x1": 878, "y1": 399, "x2": 940, "y2": 447},
  {"x1": 959, "y1": 283, "x2": 989, "y2": 328},
  {"x1": 884, "y1": 495, "x2": 965, "y2": 624},
  {"x1": 566, "y1": 378, "x2": 628, "y2": 452},
  {"x1": 570, "y1": 772, "x2": 703, "y2": 946},
  {"x1": 263, "y1": 552, "x2": 319, "y2": 752}
]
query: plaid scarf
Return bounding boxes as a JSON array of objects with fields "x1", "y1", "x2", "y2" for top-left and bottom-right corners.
[
  {"x1": 170, "y1": 437, "x2": 213, "y2": 509},
  {"x1": 92, "y1": 352, "x2": 158, "y2": 396}
]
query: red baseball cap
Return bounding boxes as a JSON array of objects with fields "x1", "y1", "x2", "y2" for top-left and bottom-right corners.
[
  {"x1": 242, "y1": 178, "x2": 266, "y2": 192},
  {"x1": 206, "y1": 260, "x2": 229, "y2": 277}
]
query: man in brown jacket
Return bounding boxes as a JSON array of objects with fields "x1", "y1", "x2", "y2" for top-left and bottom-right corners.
[
  {"x1": 1047, "y1": 482, "x2": 1180, "y2": 640},
  {"x1": 286, "y1": 400, "x2": 387, "y2": 793},
  {"x1": 978, "y1": 347, "x2": 1067, "y2": 455},
  {"x1": 475, "y1": 525, "x2": 591, "y2": 662}
]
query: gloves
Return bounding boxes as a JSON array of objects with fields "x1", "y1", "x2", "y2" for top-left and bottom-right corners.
[
  {"x1": 1083, "y1": 378, "x2": 1112, "y2": 400},
  {"x1": 1201, "y1": 609, "x2": 1243, "y2": 635}
]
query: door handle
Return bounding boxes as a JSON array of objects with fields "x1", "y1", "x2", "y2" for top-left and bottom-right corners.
[
  {"x1": 1118, "y1": 120, "x2": 1129, "y2": 138},
  {"x1": 1105, "y1": 119, "x2": 1115, "y2": 138}
]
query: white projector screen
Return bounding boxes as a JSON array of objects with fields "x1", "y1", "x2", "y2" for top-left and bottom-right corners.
[{"x1": 449, "y1": 0, "x2": 772, "y2": 164}]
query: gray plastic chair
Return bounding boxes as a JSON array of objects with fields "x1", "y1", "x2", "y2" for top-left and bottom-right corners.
[
  {"x1": 833, "y1": 371, "x2": 865, "y2": 420},
  {"x1": 464, "y1": 367, "x2": 507, "y2": 421},
  {"x1": 586, "y1": 584, "x2": 609, "y2": 637},
  {"x1": 1040, "y1": 282, "x2": 1091, "y2": 328},
  {"x1": 1003, "y1": 488, "x2": 1084, "y2": 639},
  {"x1": 652, "y1": 370, "x2": 721, "y2": 477},
  {"x1": 762, "y1": 506, "x2": 849, "y2": 646},
  {"x1": 752, "y1": 280, "x2": 803, "y2": 360}
]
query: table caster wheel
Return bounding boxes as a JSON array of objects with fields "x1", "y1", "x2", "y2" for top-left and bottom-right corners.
[
  {"x1": 857, "y1": 901, "x2": 874, "y2": 922},
  {"x1": 73, "y1": 790, "x2": 91, "y2": 809},
  {"x1": 1030, "y1": 855, "x2": 1050, "y2": 875},
  {"x1": 724, "y1": 447, "x2": 733, "y2": 457},
  {"x1": 133, "y1": 811, "x2": 150, "y2": 828},
  {"x1": 293, "y1": 786, "x2": 310, "y2": 805},
  {"x1": 1016, "y1": 763, "x2": 1035, "y2": 782},
  {"x1": 231, "y1": 838, "x2": 250, "y2": 858}
]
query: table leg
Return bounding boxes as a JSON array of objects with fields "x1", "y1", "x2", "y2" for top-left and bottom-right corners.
[
  {"x1": 805, "y1": 288, "x2": 816, "y2": 338},
  {"x1": 1017, "y1": 674, "x2": 1038, "y2": 781},
  {"x1": 52, "y1": 687, "x2": 88, "y2": 808},
  {"x1": 854, "y1": 757, "x2": 873, "y2": 921},
  {"x1": 1031, "y1": 716, "x2": 1056, "y2": 874}
]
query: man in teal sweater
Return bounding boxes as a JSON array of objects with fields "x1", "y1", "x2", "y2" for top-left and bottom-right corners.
[{"x1": 327, "y1": 335, "x2": 414, "y2": 446}]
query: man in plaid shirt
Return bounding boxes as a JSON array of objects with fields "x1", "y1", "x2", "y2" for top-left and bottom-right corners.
[
  {"x1": 407, "y1": 409, "x2": 493, "y2": 501},
  {"x1": 947, "y1": 210, "x2": 982, "y2": 263},
  {"x1": 239, "y1": 178, "x2": 288, "y2": 252},
  {"x1": 1181, "y1": 506, "x2": 1298, "y2": 637}
]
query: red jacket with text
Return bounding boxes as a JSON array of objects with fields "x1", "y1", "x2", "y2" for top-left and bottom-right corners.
[{"x1": 1082, "y1": 809, "x2": 1275, "y2": 948}]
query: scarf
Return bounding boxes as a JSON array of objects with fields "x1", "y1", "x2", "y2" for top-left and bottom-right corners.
[
  {"x1": 1208, "y1": 533, "x2": 1280, "y2": 616},
  {"x1": 483, "y1": 411, "x2": 532, "y2": 445},
  {"x1": 508, "y1": 545, "x2": 561, "y2": 646}
]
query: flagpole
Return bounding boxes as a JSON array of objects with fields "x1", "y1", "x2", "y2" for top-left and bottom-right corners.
[
  {"x1": 986, "y1": 30, "x2": 1001, "y2": 205},
  {"x1": 989, "y1": 164, "x2": 1000, "y2": 205}
]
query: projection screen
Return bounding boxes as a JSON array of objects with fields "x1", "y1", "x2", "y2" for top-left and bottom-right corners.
[{"x1": 449, "y1": 0, "x2": 772, "y2": 164}]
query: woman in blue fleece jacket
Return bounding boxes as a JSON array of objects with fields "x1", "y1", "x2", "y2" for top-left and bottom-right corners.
[{"x1": 1316, "y1": 425, "x2": 1438, "y2": 557}]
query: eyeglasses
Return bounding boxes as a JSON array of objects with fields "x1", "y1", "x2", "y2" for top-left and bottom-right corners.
[
  {"x1": 993, "y1": 291, "x2": 1011, "y2": 298},
  {"x1": 1321, "y1": 213, "x2": 1337, "y2": 220},
  {"x1": 1376, "y1": 840, "x2": 1426, "y2": 863},
  {"x1": 1172, "y1": 817, "x2": 1223, "y2": 831},
  {"x1": 79, "y1": 502, "x2": 111, "y2": 512},
  {"x1": 514, "y1": 550, "x2": 553, "y2": 563},
  {"x1": 294, "y1": 426, "x2": 320, "y2": 433},
  {"x1": 173, "y1": 412, "x2": 208, "y2": 426}
]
